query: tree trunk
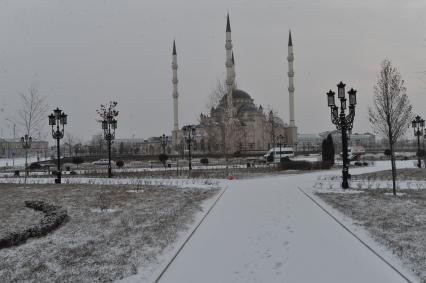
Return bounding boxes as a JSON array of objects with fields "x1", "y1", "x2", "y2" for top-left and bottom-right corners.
[{"x1": 389, "y1": 135, "x2": 397, "y2": 196}]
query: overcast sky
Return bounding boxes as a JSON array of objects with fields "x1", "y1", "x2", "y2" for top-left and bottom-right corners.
[{"x1": 1, "y1": 0, "x2": 426, "y2": 142}]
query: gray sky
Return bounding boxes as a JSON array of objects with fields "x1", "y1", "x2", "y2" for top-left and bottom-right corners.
[{"x1": 1, "y1": 0, "x2": 426, "y2": 142}]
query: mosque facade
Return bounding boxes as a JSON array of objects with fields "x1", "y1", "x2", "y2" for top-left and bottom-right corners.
[{"x1": 171, "y1": 15, "x2": 297, "y2": 155}]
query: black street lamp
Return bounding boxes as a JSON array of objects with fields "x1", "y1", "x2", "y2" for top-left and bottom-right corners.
[
  {"x1": 101, "y1": 115, "x2": 117, "y2": 178},
  {"x1": 277, "y1": 134, "x2": 285, "y2": 160},
  {"x1": 411, "y1": 115, "x2": 425, "y2": 168},
  {"x1": 183, "y1": 125, "x2": 196, "y2": 170},
  {"x1": 21, "y1": 134, "x2": 32, "y2": 177},
  {"x1": 49, "y1": 107, "x2": 67, "y2": 184},
  {"x1": 160, "y1": 134, "x2": 168, "y2": 168},
  {"x1": 160, "y1": 134, "x2": 168, "y2": 155},
  {"x1": 326, "y1": 81, "x2": 357, "y2": 189}
]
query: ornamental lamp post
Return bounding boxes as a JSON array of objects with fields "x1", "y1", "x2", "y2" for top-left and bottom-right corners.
[
  {"x1": 183, "y1": 125, "x2": 196, "y2": 170},
  {"x1": 277, "y1": 134, "x2": 285, "y2": 161},
  {"x1": 160, "y1": 134, "x2": 169, "y2": 168},
  {"x1": 411, "y1": 115, "x2": 425, "y2": 168},
  {"x1": 160, "y1": 134, "x2": 168, "y2": 155},
  {"x1": 49, "y1": 107, "x2": 67, "y2": 184},
  {"x1": 101, "y1": 114, "x2": 117, "y2": 178},
  {"x1": 21, "y1": 134, "x2": 32, "y2": 177},
  {"x1": 326, "y1": 82, "x2": 357, "y2": 189}
]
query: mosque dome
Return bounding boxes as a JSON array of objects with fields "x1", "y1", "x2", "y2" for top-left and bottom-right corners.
[
  {"x1": 232, "y1": 89, "x2": 252, "y2": 100},
  {"x1": 273, "y1": 117, "x2": 285, "y2": 127}
]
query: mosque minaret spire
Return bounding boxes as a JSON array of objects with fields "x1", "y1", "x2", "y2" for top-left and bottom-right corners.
[
  {"x1": 225, "y1": 13, "x2": 235, "y2": 118},
  {"x1": 287, "y1": 30, "x2": 295, "y2": 127},
  {"x1": 172, "y1": 40, "x2": 179, "y2": 131},
  {"x1": 231, "y1": 52, "x2": 236, "y2": 89}
]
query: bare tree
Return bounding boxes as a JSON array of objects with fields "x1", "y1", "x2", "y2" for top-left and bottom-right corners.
[
  {"x1": 15, "y1": 85, "x2": 48, "y2": 178},
  {"x1": 206, "y1": 79, "x2": 227, "y2": 110},
  {"x1": 64, "y1": 133, "x2": 81, "y2": 157},
  {"x1": 16, "y1": 85, "x2": 49, "y2": 138},
  {"x1": 369, "y1": 59, "x2": 413, "y2": 196}
]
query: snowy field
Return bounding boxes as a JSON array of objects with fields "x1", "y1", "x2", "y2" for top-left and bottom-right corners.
[
  {"x1": 0, "y1": 160, "x2": 422, "y2": 282},
  {"x1": 317, "y1": 188, "x2": 426, "y2": 281},
  {"x1": 0, "y1": 183, "x2": 220, "y2": 282},
  {"x1": 0, "y1": 156, "x2": 48, "y2": 168}
]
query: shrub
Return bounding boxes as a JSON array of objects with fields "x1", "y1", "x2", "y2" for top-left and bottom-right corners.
[
  {"x1": 158, "y1": 154, "x2": 168, "y2": 164},
  {"x1": 28, "y1": 162, "x2": 42, "y2": 170},
  {"x1": 96, "y1": 193, "x2": 111, "y2": 211},
  {"x1": 72, "y1": 157, "x2": 84, "y2": 167},
  {"x1": 321, "y1": 134, "x2": 335, "y2": 165},
  {"x1": 279, "y1": 159, "x2": 332, "y2": 170},
  {"x1": 116, "y1": 160, "x2": 124, "y2": 168},
  {"x1": 0, "y1": 201, "x2": 67, "y2": 249},
  {"x1": 200, "y1": 158, "x2": 209, "y2": 165},
  {"x1": 69, "y1": 171, "x2": 77, "y2": 175}
]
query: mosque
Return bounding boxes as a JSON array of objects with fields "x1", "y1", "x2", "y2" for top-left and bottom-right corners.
[{"x1": 171, "y1": 14, "x2": 297, "y2": 155}]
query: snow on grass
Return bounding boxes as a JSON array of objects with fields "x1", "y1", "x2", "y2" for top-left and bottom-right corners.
[
  {"x1": 0, "y1": 183, "x2": 220, "y2": 282},
  {"x1": 316, "y1": 188, "x2": 426, "y2": 281},
  {"x1": 0, "y1": 176, "x2": 222, "y2": 189}
]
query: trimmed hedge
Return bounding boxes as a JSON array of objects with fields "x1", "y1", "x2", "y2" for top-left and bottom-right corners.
[
  {"x1": 0, "y1": 201, "x2": 68, "y2": 249},
  {"x1": 279, "y1": 158, "x2": 333, "y2": 170}
]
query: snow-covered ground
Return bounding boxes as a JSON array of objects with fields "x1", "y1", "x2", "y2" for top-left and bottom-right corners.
[
  {"x1": 0, "y1": 156, "x2": 49, "y2": 167},
  {"x1": 0, "y1": 183, "x2": 220, "y2": 283},
  {"x1": 155, "y1": 160, "x2": 418, "y2": 283}
]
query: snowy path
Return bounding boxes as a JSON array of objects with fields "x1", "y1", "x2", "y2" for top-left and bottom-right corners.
[{"x1": 157, "y1": 164, "x2": 415, "y2": 283}]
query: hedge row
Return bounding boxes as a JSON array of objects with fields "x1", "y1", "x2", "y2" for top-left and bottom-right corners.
[
  {"x1": 0, "y1": 201, "x2": 68, "y2": 249},
  {"x1": 279, "y1": 158, "x2": 333, "y2": 171}
]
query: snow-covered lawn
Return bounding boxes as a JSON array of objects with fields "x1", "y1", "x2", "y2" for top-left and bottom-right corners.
[
  {"x1": 0, "y1": 156, "x2": 49, "y2": 168},
  {"x1": 0, "y1": 183, "x2": 220, "y2": 282},
  {"x1": 316, "y1": 188, "x2": 426, "y2": 281}
]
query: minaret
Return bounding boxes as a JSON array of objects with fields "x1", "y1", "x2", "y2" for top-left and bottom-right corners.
[
  {"x1": 231, "y1": 52, "x2": 236, "y2": 89},
  {"x1": 172, "y1": 40, "x2": 179, "y2": 131},
  {"x1": 225, "y1": 13, "x2": 234, "y2": 118},
  {"x1": 287, "y1": 30, "x2": 295, "y2": 127}
]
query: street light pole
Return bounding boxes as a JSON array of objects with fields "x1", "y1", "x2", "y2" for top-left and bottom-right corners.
[
  {"x1": 49, "y1": 107, "x2": 67, "y2": 184},
  {"x1": 21, "y1": 134, "x2": 32, "y2": 178},
  {"x1": 98, "y1": 102, "x2": 118, "y2": 178},
  {"x1": 160, "y1": 134, "x2": 168, "y2": 168},
  {"x1": 326, "y1": 82, "x2": 357, "y2": 189},
  {"x1": 411, "y1": 115, "x2": 425, "y2": 168},
  {"x1": 277, "y1": 134, "x2": 285, "y2": 161},
  {"x1": 183, "y1": 125, "x2": 196, "y2": 171}
]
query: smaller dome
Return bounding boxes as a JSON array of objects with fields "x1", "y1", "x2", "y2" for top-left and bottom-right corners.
[{"x1": 273, "y1": 117, "x2": 285, "y2": 127}]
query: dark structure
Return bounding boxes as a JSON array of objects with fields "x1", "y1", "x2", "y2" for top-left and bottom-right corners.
[
  {"x1": 327, "y1": 82, "x2": 357, "y2": 189},
  {"x1": 97, "y1": 101, "x2": 118, "y2": 178},
  {"x1": 411, "y1": 115, "x2": 425, "y2": 168},
  {"x1": 183, "y1": 125, "x2": 196, "y2": 170},
  {"x1": 21, "y1": 134, "x2": 32, "y2": 176},
  {"x1": 49, "y1": 108, "x2": 67, "y2": 184},
  {"x1": 321, "y1": 134, "x2": 335, "y2": 165},
  {"x1": 101, "y1": 113, "x2": 117, "y2": 178}
]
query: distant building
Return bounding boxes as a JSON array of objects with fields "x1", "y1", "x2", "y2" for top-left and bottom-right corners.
[
  {"x1": 320, "y1": 131, "x2": 376, "y2": 152},
  {"x1": 0, "y1": 138, "x2": 48, "y2": 158},
  {"x1": 296, "y1": 134, "x2": 322, "y2": 152}
]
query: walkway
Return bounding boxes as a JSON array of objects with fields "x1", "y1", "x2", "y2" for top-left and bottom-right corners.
[{"x1": 158, "y1": 165, "x2": 412, "y2": 283}]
